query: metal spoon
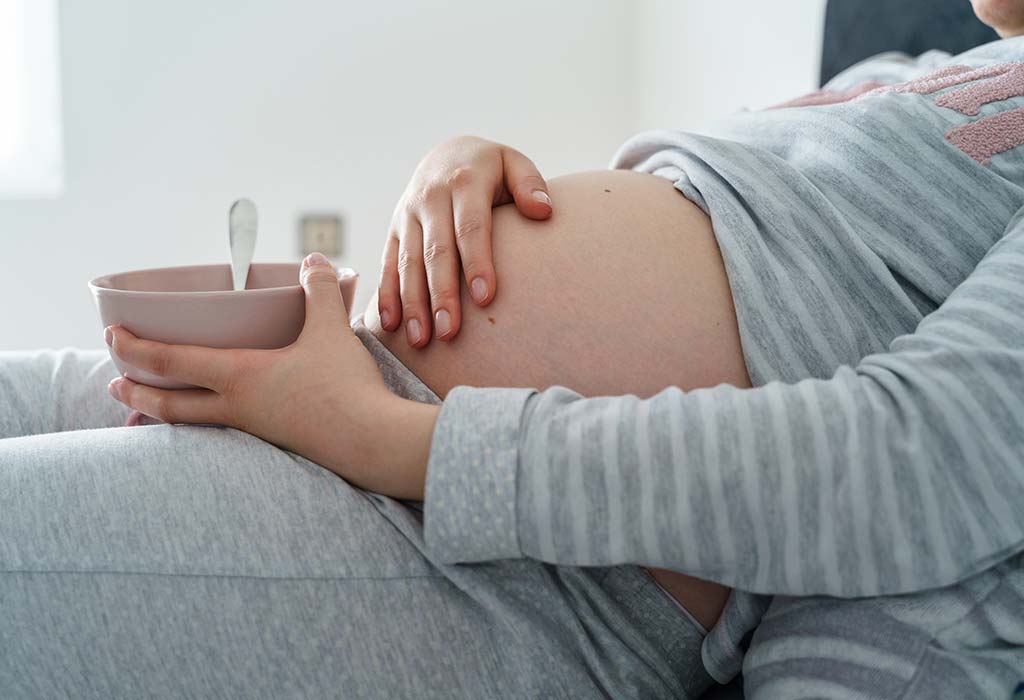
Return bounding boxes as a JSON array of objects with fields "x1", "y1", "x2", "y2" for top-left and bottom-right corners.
[{"x1": 228, "y1": 198, "x2": 258, "y2": 291}]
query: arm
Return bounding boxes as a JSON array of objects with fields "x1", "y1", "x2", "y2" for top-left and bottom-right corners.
[{"x1": 423, "y1": 211, "x2": 1024, "y2": 598}]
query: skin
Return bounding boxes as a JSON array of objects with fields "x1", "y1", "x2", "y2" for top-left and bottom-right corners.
[{"x1": 972, "y1": 0, "x2": 1024, "y2": 36}]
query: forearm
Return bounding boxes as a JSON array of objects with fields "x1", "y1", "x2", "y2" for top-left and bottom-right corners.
[{"x1": 341, "y1": 396, "x2": 439, "y2": 502}]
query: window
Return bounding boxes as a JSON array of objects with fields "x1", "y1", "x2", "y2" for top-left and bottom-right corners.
[{"x1": 0, "y1": 0, "x2": 63, "y2": 199}]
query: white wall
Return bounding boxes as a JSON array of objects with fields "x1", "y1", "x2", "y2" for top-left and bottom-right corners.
[
  {"x1": 0, "y1": 0, "x2": 825, "y2": 351},
  {"x1": 0, "y1": 1, "x2": 64, "y2": 198},
  {"x1": 631, "y1": 0, "x2": 827, "y2": 132}
]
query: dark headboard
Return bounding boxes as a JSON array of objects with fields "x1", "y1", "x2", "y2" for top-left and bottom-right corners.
[{"x1": 820, "y1": 0, "x2": 999, "y2": 85}]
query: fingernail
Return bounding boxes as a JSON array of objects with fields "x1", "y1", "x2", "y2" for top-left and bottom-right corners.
[
  {"x1": 532, "y1": 190, "x2": 551, "y2": 206},
  {"x1": 407, "y1": 318, "x2": 422, "y2": 345},
  {"x1": 107, "y1": 377, "x2": 121, "y2": 399},
  {"x1": 471, "y1": 277, "x2": 488, "y2": 303},
  {"x1": 380, "y1": 308, "x2": 391, "y2": 329},
  {"x1": 104, "y1": 326, "x2": 113, "y2": 347},
  {"x1": 435, "y1": 309, "x2": 451, "y2": 337},
  {"x1": 304, "y1": 252, "x2": 330, "y2": 268}
]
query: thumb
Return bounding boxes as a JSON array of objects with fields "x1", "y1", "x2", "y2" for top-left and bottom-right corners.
[
  {"x1": 299, "y1": 252, "x2": 349, "y2": 336},
  {"x1": 502, "y1": 147, "x2": 553, "y2": 221}
]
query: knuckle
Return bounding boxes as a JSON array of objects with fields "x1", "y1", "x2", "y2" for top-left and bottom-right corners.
[
  {"x1": 149, "y1": 347, "x2": 172, "y2": 377},
  {"x1": 460, "y1": 257, "x2": 489, "y2": 281},
  {"x1": 420, "y1": 181, "x2": 447, "y2": 204},
  {"x1": 396, "y1": 247, "x2": 422, "y2": 274},
  {"x1": 153, "y1": 394, "x2": 173, "y2": 423},
  {"x1": 304, "y1": 268, "x2": 337, "y2": 286},
  {"x1": 516, "y1": 175, "x2": 546, "y2": 196},
  {"x1": 391, "y1": 201, "x2": 408, "y2": 223},
  {"x1": 422, "y1": 240, "x2": 451, "y2": 266},
  {"x1": 404, "y1": 190, "x2": 426, "y2": 209},
  {"x1": 397, "y1": 202, "x2": 416, "y2": 222},
  {"x1": 521, "y1": 173, "x2": 545, "y2": 188},
  {"x1": 429, "y1": 286, "x2": 459, "y2": 308},
  {"x1": 454, "y1": 216, "x2": 485, "y2": 244},
  {"x1": 447, "y1": 166, "x2": 475, "y2": 189}
]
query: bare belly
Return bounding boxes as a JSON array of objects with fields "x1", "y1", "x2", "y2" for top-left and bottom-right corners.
[{"x1": 363, "y1": 169, "x2": 749, "y2": 630}]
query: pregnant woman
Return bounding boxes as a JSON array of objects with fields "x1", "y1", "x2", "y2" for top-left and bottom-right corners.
[{"x1": 3, "y1": 3, "x2": 1024, "y2": 699}]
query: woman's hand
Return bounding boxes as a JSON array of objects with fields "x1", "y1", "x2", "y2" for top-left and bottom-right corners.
[
  {"x1": 105, "y1": 253, "x2": 440, "y2": 501},
  {"x1": 379, "y1": 135, "x2": 553, "y2": 348}
]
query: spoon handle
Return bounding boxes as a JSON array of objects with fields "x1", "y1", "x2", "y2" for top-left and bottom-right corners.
[{"x1": 228, "y1": 198, "x2": 258, "y2": 291}]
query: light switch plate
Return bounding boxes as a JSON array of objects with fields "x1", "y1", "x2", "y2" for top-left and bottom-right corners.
[{"x1": 299, "y1": 214, "x2": 343, "y2": 257}]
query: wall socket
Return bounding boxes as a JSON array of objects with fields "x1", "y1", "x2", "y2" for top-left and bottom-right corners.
[{"x1": 299, "y1": 214, "x2": 343, "y2": 257}]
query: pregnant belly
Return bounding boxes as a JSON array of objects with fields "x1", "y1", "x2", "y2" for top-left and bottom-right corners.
[{"x1": 363, "y1": 168, "x2": 749, "y2": 631}]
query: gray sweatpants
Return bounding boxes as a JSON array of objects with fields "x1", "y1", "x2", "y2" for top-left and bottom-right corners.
[{"x1": 0, "y1": 322, "x2": 714, "y2": 700}]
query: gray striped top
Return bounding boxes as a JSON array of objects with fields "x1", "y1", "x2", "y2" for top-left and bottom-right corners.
[{"x1": 422, "y1": 37, "x2": 1024, "y2": 614}]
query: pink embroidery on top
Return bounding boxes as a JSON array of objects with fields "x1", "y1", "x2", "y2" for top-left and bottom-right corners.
[
  {"x1": 863, "y1": 62, "x2": 1024, "y2": 114},
  {"x1": 861, "y1": 62, "x2": 1024, "y2": 165},
  {"x1": 770, "y1": 81, "x2": 883, "y2": 109},
  {"x1": 935, "y1": 63, "x2": 1024, "y2": 115},
  {"x1": 946, "y1": 107, "x2": 1024, "y2": 165},
  {"x1": 858, "y1": 64, "x2": 978, "y2": 99},
  {"x1": 770, "y1": 61, "x2": 1024, "y2": 165}
]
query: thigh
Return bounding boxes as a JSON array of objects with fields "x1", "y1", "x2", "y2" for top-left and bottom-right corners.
[
  {"x1": 0, "y1": 349, "x2": 127, "y2": 438},
  {"x1": 0, "y1": 425, "x2": 709, "y2": 699}
]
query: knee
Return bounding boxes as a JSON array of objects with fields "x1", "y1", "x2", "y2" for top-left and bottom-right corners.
[{"x1": 740, "y1": 597, "x2": 926, "y2": 699}]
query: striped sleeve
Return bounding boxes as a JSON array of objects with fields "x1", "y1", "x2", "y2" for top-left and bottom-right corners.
[{"x1": 423, "y1": 214, "x2": 1024, "y2": 598}]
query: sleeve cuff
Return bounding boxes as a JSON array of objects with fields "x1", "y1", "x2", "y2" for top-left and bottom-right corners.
[{"x1": 423, "y1": 385, "x2": 535, "y2": 564}]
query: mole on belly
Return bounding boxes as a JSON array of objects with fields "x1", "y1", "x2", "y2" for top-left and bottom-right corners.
[{"x1": 487, "y1": 316, "x2": 496, "y2": 325}]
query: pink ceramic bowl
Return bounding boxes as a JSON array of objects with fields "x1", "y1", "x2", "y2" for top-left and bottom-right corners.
[{"x1": 89, "y1": 263, "x2": 359, "y2": 389}]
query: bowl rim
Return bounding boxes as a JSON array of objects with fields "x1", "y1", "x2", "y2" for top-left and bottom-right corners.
[{"x1": 89, "y1": 262, "x2": 358, "y2": 298}]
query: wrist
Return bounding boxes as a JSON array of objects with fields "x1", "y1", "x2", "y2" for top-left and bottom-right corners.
[{"x1": 363, "y1": 396, "x2": 440, "y2": 501}]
